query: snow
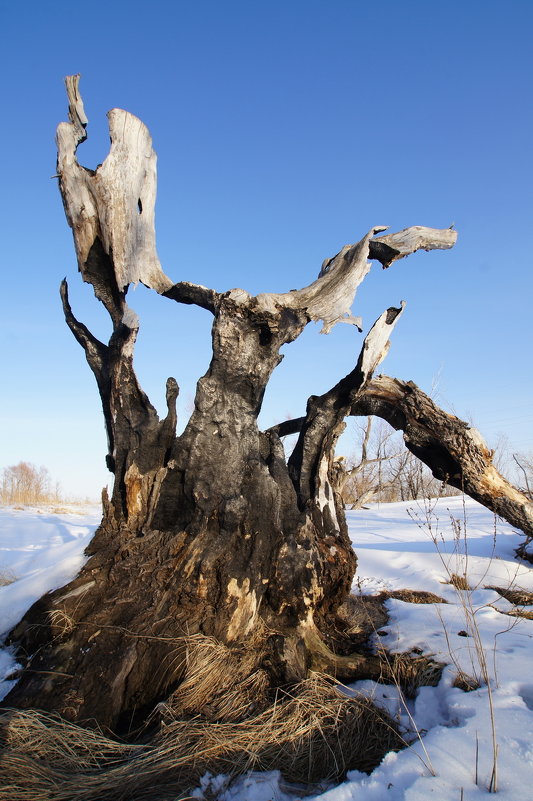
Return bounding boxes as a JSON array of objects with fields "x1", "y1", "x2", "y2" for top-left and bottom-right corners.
[
  {"x1": 0, "y1": 503, "x2": 100, "y2": 694},
  {"x1": 1, "y1": 497, "x2": 533, "y2": 799}
]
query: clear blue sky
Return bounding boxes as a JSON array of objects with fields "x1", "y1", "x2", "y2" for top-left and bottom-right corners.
[{"x1": 1, "y1": 0, "x2": 532, "y2": 499}]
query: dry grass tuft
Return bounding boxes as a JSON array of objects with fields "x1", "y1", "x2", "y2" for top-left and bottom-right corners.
[
  {"x1": 48, "y1": 609, "x2": 77, "y2": 637},
  {"x1": 490, "y1": 605, "x2": 533, "y2": 621},
  {"x1": 504, "y1": 608, "x2": 533, "y2": 620},
  {"x1": 0, "y1": 673, "x2": 402, "y2": 801},
  {"x1": 162, "y1": 632, "x2": 271, "y2": 722},
  {"x1": 453, "y1": 672, "x2": 481, "y2": 692},
  {"x1": 0, "y1": 567, "x2": 17, "y2": 587},
  {"x1": 337, "y1": 593, "x2": 389, "y2": 640},
  {"x1": 485, "y1": 585, "x2": 533, "y2": 606},
  {"x1": 485, "y1": 586, "x2": 533, "y2": 621},
  {"x1": 337, "y1": 593, "x2": 444, "y2": 698},
  {"x1": 446, "y1": 573, "x2": 471, "y2": 591},
  {"x1": 384, "y1": 652, "x2": 444, "y2": 699},
  {"x1": 378, "y1": 589, "x2": 448, "y2": 605}
]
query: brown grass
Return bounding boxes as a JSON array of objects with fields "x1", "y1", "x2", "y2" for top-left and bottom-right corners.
[
  {"x1": 160, "y1": 632, "x2": 271, "y2": 723},
  {"x1": 484, "y1": 586, "x2": 533, "y2": 621},
  {"x1": 337, "y1": 593, "x2": 389, "y2": 640},
  {"x1": 336, "y1": 593, "x2": 444, "y2": 697},
  {"x1": 0, "y1": 611, "x2": 447, "y2": 799},
  {"x1": 378, "y1": 589, "x2": 448, "y2": 605},
  {"x1": 0, "y1": 567, "x2": 17, "y2": 587},
  {"x1": 489, "y1": 605, "x2": 533, "y2": 621},
  {"x1": 0, "y1": 673, "x2": 403, "y2": 801},
  {"x1": 446, "y1": 573, "x2": 471, "y2": 591},
  {"x1": 385, "y1": 652, "x2": 444, "y2": 699},
  {"x1": 503, "y1": 609, "x2": 533, "y2": 620},
  {"x1": 485, "y1": 585, "x2": 533, "y2": 606},
  {"x1": 48, "y1": 609, "x2": 77, "y2": 637},
  {"x1": 453, "y1": 672, "x2": 481, "y2": 692}
]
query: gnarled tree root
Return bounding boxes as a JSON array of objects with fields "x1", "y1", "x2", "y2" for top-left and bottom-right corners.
[{"x1": 300, "y1": 621, "x2": 443, "y2": 697}]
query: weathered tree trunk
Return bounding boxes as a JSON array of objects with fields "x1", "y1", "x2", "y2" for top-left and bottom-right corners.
[
  {"x1": 277, "y1": 377, "x2": 533, "y2": 558},
  {"x1": 3, "y1": 76, "x2": 466, "y2": 731},
  {"x1": 352, "y1": 377, "x2": 533, "y2": 559}
]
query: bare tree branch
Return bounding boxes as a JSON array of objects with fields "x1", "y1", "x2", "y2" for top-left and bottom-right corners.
[
  {"x1": 369, "y1": 225, "x2": 457, "y2": 269},
  {"x1": 60, "y1": 279, "x2": 108, "y2": 377},
  {"x1": 163, "y1": 281, "x2": 221, "y2": 313},
  {"x1": 513, "y1": 453, "x2": 533, "y2": 500},
  {"x1": 266, "y1": 418, "x2": 305, "y2": 438},
  {"x1": 247, "y1": 225, "x2": 457, "y2": 340},
  {"x1": 288, "y1": 304, "x2": 405, "y2": 506},
  {"x1": 351, "y1": 375, "x2": 533, "y2": 556}
]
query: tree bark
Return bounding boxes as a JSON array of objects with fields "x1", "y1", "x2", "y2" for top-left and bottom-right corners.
[
  {"x1": 3, "y1": 75, "x2": 459, "y2": 731},
  {"x1": 351, "y1": 376, "x2": 533, "y2": 559},
  {"x1": 274, "y1": 377, "x2": 533, "y2": 559}
]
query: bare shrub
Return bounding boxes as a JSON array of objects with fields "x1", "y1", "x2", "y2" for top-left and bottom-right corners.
[
  {"x1": 337, "y1": 418, "x2": 461, "y2": 506},
  {"x1": 513, "y1": 452, "x2": 533, "y2": 500},
  {"x1": 409, "y1": 498, "x2": 500, "y2": 792}
]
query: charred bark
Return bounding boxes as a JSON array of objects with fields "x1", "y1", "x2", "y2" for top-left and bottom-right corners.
[{"x1": 3, "y1": 75, "x2": 460, "y2": 731}]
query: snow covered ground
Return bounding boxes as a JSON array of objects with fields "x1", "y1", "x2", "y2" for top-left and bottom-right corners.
[
  {"x1": 1, "y1": 498, "x2": 533, "y2": 800},
  {"x1": 0, "y1": 503, "x2": 101, "y2": 697}
]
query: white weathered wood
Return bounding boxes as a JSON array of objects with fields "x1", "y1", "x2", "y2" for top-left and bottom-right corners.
[
  {"x1": 358, "y1": 302, "x2": 405, "y2": 380},
  {"x1": 94, "y1": 108, "x2": 170, "y2": 292},
  {"x1": 56, "y1": 75, "x2": 172, "y2": 294},
  {"x1": 57, "y1": 78, "x2": 458, "y2": 336},
  {"x1": 255, "y1": 226, "x2": 383, "y2": 333},
  {"x1": 371, "y1": 225, "x2": 457, "y2": 268},
  {"x1": 253, "y1": 225, "x2": 455, "y2": 335}
]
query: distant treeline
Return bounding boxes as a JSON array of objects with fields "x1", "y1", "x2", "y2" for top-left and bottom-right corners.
[{"x1": 0, "y1": 462, "x2": 62, "y2": 505}]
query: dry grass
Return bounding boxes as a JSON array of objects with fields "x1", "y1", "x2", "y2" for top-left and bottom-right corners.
[
  {"x1": 0, "y1": 567, "x2": 17, "y2": 587},
  {"x1": 159, "y1": 632, "x2": 272, "y2": 723},
  {"x1": 48, "y1": 609, "x2": 77, "y2": 637},
  {"x1": 501, "y1": 608, "x2": 533, "y2": 620},
  {"x1": 337, "y1": 593, "x2": 444, "y2": 698},
  {"x1": 337, "y1": 593, "x2": 389, "y2": 640},
  {"x1": 446, "y1": 573, "x2": 471, "y2": 591},
  {"x1": 485, "y1": 585, "x2": 533, "y2": 606},
  {"x1": 453, "y1": 672, "x2": 481, "y2": 692},
  {"x1": 378, "y1": 589, "x2": 448, "y2": 605},
  {"x1": 0, "y1": 608, "x2": 445, "y2": 799},
  {"x1": 0, "y1": 672, "x2": 403, "y2": 801},
  {"x1": 489, "y1": 605, "x2": 533, "y2": 621},
  {"x1": 385, "y1": 652, "x2": 444, "y2": 699},
  {"x1": 485, "y1": 586, "x2": 533, "y2": 621}
]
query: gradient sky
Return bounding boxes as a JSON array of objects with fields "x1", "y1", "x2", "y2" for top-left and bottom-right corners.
[{"x1": 1, "y1": 0, "x2": 532, "y2": 499}]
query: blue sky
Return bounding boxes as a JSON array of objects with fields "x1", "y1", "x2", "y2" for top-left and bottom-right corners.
[{"x1": 1, "y1": 0, "x2": 532, "y2": 498}]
